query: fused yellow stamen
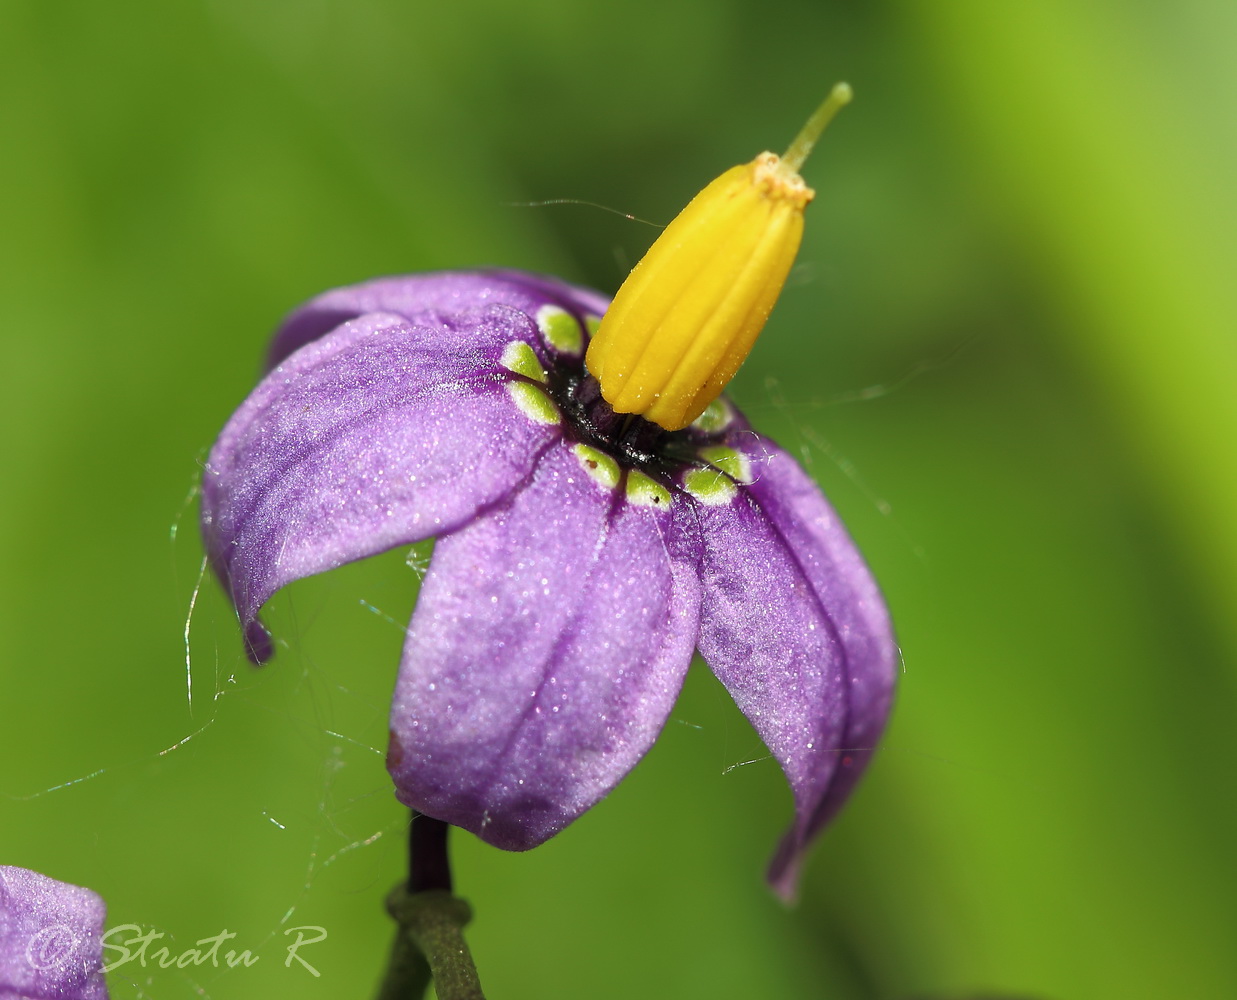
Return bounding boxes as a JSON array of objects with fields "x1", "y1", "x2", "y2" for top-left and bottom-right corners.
[{"x1": 585, "y1": 82, "x2": 852, "y2": 431}]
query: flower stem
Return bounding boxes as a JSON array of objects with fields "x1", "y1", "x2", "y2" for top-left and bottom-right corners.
[{"x1": 376, "y1": 813, "x2": 486, "y2": 1000}]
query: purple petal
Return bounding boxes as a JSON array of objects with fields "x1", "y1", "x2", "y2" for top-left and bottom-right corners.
[
  {"x1": 686, "y1": 435, "x2": 897, "y2": 900},
  {"x1": 387, "y1": 443, "x2": 702, "y2": 849},
  {"x1": 268, "y1": 270, "x2": 609, "y2": 369},
  {"x1": 202, "y1": 306, "x2": 563, "y2": 662},
  {"x1": 0, "y1": 866, "x2": 108, "y2": 1000}
]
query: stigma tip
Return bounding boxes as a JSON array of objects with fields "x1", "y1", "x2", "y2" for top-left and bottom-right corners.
[{"x1": 781, "y1": 82, "x2": 853, "y2": 175}]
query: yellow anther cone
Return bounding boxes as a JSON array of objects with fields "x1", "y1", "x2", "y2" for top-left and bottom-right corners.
[{"x1": 585, "y1": 83, "x2": 851, "y2": 431}]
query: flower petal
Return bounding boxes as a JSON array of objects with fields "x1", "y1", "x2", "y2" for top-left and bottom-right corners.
[
  {"x1": 0, "y1": 866, "x2": 108, "y2": 1000},
  {"x1": 202, "y1": 307, "x2": 563, "y2": 662},
  {"x1": 268, "y1": 270, "x2": 609, "y2": 369},
  {"x1": 387, "y1": 443, "x2": 702, "y2": 849},
  {"x1": 686, "y1": 435, "x2": 896, "y2": 899}
]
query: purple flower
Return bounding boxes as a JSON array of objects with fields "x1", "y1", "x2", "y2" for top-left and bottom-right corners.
[
  {"x1": 202, "y1": 268, "x2": 895, "y2": 893},
  {"x1": 0, "y1": 866, "x2": 108, "y2": 1000},
  {"x1": 202, "y1": 87, "x2": 896, "y2": 896}
]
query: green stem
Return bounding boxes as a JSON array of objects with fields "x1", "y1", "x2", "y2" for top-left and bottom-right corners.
[
  {"x1": 375, "y1": 910, "x2": 432, "y2": 1000},
  {"x1": 376, "y1": 814, "x2": 485, "y2": 1000}
]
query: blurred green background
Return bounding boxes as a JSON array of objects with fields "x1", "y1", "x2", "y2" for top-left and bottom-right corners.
[{"x1": 3, "y1": 0, "x2": 1236, "y2": 997}]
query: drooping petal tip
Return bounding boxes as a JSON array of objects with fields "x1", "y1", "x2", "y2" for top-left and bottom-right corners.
[{"x1": 688, "y1": 436, "x2": 896, "y2": 901}]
